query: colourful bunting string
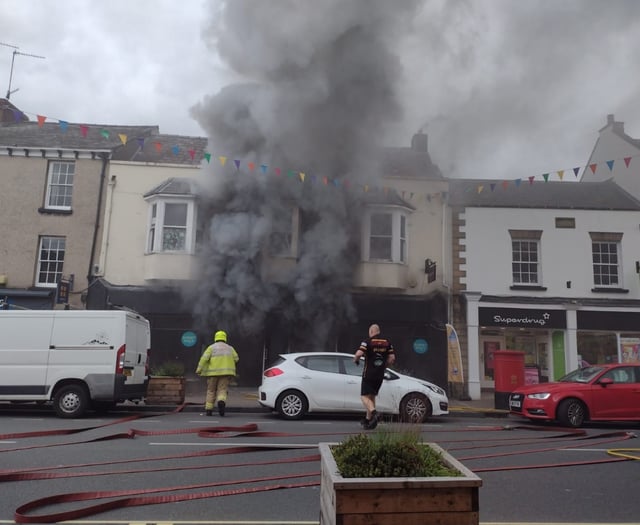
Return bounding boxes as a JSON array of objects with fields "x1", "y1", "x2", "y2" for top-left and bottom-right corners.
[{"x1": 7, "y1": 104, "x2": 640, "y2": 206}]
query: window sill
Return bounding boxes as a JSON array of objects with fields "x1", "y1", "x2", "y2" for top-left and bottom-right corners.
[
  {"x1": 38, "y1": 207, "x2": 72, "y2": 215},
  {"x1": 510, "y1": 285, "x2": 547, "y2": 291},
  {"x1": 591, "y1": 287, "x2": 629, "y2": 294}
]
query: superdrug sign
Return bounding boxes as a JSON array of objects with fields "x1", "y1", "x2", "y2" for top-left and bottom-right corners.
[{"x1": 479, "y1": 307, "x2": 566, "y2": 329}]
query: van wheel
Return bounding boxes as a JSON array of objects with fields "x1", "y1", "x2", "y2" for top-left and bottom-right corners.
[{"x1": 53, "y1": 384, "x2": 89, "y2": 418}]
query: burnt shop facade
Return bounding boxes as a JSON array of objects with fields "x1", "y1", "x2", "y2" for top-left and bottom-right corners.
[{"x1": 465, "y1": 295, "x2": 640, "y2": 400}]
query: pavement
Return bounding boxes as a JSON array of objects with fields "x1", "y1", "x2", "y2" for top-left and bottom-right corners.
[{"x1": 128, "y1": 377, "x2": 509, "y2": 418}]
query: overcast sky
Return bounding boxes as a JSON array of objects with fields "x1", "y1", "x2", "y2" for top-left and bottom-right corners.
[{"x1": 1, "y1": 0, "x2": 639, "y2": 180}]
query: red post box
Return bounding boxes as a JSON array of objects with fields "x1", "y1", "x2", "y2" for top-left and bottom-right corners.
[{"x1": 493, "y1": 350, "x2": 525, "y2": 410}]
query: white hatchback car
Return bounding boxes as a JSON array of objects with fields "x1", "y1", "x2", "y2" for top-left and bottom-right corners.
[{"x1": 258, "y1": 352, "x2": 449, "y2": 422}]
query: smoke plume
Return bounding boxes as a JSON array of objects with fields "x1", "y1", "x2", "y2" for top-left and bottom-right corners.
[{"x1": 187, "y1": 0, "x2": 421, "y2": 347}]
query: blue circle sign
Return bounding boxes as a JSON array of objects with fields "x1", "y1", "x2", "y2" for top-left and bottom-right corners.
[
  {"x1": 413, "y1": 338, "x2": 428, "y2": 354},
  {"x1": 181, "y1": 331, "x2": 198, "y2": 347}
]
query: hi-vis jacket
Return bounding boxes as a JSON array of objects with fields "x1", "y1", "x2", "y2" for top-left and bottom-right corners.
[{"x1": 196, "y1": 342, "x2": 239, "y2": 377}]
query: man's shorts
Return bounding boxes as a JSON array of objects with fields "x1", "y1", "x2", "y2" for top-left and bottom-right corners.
[{"x1": 361, "y1": 376, "x2": 384, "y2": 396}]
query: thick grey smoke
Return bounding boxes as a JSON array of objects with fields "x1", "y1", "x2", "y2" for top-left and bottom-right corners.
[
  {"x1": 392, "y1": 0, "x2": 640, "y2": 179},
  {"x1": 187, "y1": 0, "x2": 421, "y2": 346}
]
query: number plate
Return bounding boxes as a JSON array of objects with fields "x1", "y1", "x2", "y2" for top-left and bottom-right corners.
[
  {"x1": 510, "y1": 400, "x2": 521, "y2": 408},
  {"x1": 123, "y1": 369, "x2": 132, "y2": 377}
]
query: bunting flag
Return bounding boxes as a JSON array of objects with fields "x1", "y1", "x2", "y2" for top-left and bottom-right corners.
[{"x1": 8, "y1": 104, "x2": 640, "y2": 204}]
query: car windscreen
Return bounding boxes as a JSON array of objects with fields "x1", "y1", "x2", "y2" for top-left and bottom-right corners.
[{"x1": 559, "y1": 365, "x2": 606, "y2": 383}]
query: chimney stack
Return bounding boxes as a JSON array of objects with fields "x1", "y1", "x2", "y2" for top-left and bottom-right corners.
[
  {"x1": 606, "y1": 114, "x2": 625, "y2": 134},
  {"x1": 411, "y1": 132, "x2": 428, "y2": 153}
]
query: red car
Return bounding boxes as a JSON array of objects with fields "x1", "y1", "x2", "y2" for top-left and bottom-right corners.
[{"x1": 509, "y1": 363, "x2": 640, "y2": 428}]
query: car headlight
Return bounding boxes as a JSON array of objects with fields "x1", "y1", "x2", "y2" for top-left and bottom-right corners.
[
  {"x1": 422, "y1": 384, "x2": 445, "y2": 395},
  {"x1": 526, "y1": 393, "x2": 551, "y2": 400}
]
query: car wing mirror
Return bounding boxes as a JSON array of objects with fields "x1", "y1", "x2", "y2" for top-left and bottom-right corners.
[{"x1": 598, "y1": 377, "x2": 614, "y2": 387}]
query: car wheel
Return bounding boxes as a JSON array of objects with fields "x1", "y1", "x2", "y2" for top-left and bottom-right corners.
[
  {"x1": 557, "y1": 398, "x2": 587, "y2": 428},
  {"x1": 400, "y1": 393, "x2": 432, "y2": 423},
  {"x1": 53, "y1": 384, "x2": 89, "y2": 418},
  {"x1": 276, "y1": 389, "x2": 309, "y2": 420}
]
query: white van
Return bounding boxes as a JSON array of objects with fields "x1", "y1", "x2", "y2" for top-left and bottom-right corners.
[{"x1": 0, "y1": 309, "x2": 150, "y2": 418}]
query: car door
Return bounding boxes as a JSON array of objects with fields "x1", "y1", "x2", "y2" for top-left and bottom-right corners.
[
  {"x1": 589, "y1": 366, "x2": 639, "y2": 419},
  {"x1": 300, "y1": 355, "x2": 348, "y2": 410},
  {"x1": 341, "y1": 356, "x2": 363, "y2": 410}
]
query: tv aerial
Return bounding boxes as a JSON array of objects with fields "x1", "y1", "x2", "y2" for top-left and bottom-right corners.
[{"x1": 1, "y1": 42, "x2": 46, "y2": 99}]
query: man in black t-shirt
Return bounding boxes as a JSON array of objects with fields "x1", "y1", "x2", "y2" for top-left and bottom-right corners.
[{"x1": 353, "y1": 323, "x2": 395, "y2": 429}]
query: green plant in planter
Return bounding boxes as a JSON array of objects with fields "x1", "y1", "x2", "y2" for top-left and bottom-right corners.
[
  {"x1": 331, "y1": 425, "x2": 461, "y2": 478},
  {"x1": 151, "y1": 361, "x2": 185, "y2": 377}
]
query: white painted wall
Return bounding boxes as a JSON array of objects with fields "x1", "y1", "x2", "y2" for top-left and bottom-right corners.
[
  {"x1": 99, "y1": 162, "x2": 204, "y2": 285},
  {"x1": 581, "y1": 125, "x2": 640, "y2": 198},
  {"x1": 461, "y1": 207, "x2": 640, "y2": 298}
]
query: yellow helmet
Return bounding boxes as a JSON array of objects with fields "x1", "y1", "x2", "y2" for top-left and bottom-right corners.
[{"x1": 214, "y1": 330, "x2": 227, "y2": 343}]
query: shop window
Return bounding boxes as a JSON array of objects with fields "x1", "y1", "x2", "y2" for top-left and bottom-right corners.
[
  {"x1": 590, "y1": 236, "x2": 621, "y2": 287},
  {"x1": 577, "y1": 332, "x2": 618, "y2": 364},
  {"x1": 509, "y1": 230, "x2": 542, "y2": 285}
]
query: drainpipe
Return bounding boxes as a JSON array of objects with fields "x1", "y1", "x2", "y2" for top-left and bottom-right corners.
[{"x1": 87, "y1": 152, "x2": 110, "y2": 285}]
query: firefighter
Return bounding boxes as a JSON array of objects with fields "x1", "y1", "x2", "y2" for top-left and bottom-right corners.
[{"x1": 196, "y1": 330, "x2": 239, "y2": 416}]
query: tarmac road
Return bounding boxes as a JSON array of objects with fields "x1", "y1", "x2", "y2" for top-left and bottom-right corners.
[{"x1": 1, "y1": 403, "x2": 638, "y2": 525}]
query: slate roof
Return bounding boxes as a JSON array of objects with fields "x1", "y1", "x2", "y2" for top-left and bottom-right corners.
[
  {"x1": 382, "y1": 145, "x2": 443, "y2": 180},
  {"x1": 448, "y1": 178, "x2": 640, "y2": 211},
  {"x1": 0, "y1": 120, "x2": 208, "y2": 165},
  {"x1": 143, "y1": 177, "x2": 200, "y2": 198},
  {"x1": 361, "y1": 188, "x2": 416, "y2": 210}
]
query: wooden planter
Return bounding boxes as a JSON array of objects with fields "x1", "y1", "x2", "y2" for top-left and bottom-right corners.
[
  {"x1": 145, "y1": 376, "x2": 185, "y2": 405},
  {"x1": 319, "y1": 442, "x2": 482, "y2": 525}
]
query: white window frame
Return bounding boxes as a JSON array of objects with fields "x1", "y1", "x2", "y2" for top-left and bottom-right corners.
[
  {"x1": 145, "y1": 197, "x2": 197, "y2": 254},
  {"x1": 362, "y1": 207, "x2": 409, "y2": 263},
  {"x1": 511, "y1": 238, "x2": 540, "y2": 285},
  {"x1": 591, "y1": 240, "x2": 621, "y2": 288},
  {"x1": 509, "y1": 230, "x2": 542, "y2": 286},
  {"x1": 269, "y1": 207, "x2": 299, "y2": 258},
  {"x1": 36, "y1": 236, "x2": 66, "y2": 288},
  {"x1": 45, "y1": 161, "x2": 75, "y2": 210}
]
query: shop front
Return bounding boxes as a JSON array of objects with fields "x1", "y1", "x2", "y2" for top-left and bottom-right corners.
[
  {"x1": 477, "y1": 306, "x2": 568, "y2": 389},
  {"x1": 577, "y1": 309, "x2": 640, "y2": 366}
]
